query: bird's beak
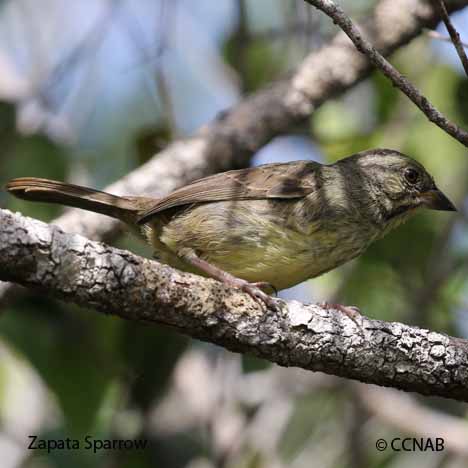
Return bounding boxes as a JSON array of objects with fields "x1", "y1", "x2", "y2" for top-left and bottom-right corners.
[{"x1": 420, "y1": 188, "x2": 457, "y2": 212}]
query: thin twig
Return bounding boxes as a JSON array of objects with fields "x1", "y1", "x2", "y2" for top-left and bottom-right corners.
[
  {"x1": 231, "y1": 0, "x2": 250, "y2": 93},
  {"x1": 121, "y1": 0, "x2": 178, "y2": 135},
  {"x1": 2, "y1": 0, "x2": 468, "y2": 306},
  {"x1": 39, "y1": 0, "x2": 123, "y2": 103},
  {"x1": 302, "y1": 0, "x2": 468, "y2": 147},
  {"x1": 432, "y1": 0, "x2": 468, "y2": 76},
  {"x1": 427, "y1": 29, "x2": 468, "y2": 50},
  {"x1": 248, "y1": 23, "x2": 315, "y2": 42}
]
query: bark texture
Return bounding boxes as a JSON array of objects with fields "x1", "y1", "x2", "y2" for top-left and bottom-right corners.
[
  {"x1": 2, "y1": 0, "x2": 467, "y2": 302},
  {"x1": 28, "y1": 0, "x2": 468, "y2": 242},
  {"x1": 2, "y1": 208, "x2": 468, "y2": 402}
]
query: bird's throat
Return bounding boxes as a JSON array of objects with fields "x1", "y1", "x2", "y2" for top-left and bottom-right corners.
[{"x1": 384, "y1": 203, "x2": 415, "y2": 222}]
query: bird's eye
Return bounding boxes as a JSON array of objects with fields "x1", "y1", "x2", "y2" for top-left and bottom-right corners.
[{"x1": 404, "y1": 168, "x2": 419, "y2": 184}]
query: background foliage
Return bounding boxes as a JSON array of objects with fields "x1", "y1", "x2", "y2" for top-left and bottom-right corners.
[{"x1": 0, "y1": 0, "x2": 468, "y2": 467}]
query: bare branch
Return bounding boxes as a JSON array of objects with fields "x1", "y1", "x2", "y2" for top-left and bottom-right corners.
[
  {"x1": 2, "y1": 208, "x2": 468, "y2": 402},
  {"x1": 2, "y1": 0, "x2": 468, "y2": 303},
  {"x1": 432, "y1": 0, "x2": 468, "y2": 76},
  {"x1": 302, "y1": 0, "x2": 468, "y2": 147},
  {"x1": 427, "y1": 29, "x2": 468, "y2": 49},
  {"x1": 35, "y1": 0, "x2": 468, "y2": 242},
  {"x1": 38, "y1": 0, "x2": 123, "y2": 102}
]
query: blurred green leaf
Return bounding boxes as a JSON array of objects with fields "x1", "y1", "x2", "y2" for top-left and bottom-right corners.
[
  {"x1": 2, "y1": 298, "x2": 120, "y2": 436},
  {"x1": 372, "y1": 72, "x2": 399, "y2": 124},
  {"x1": 120, "y1": 322, "x2": 187, "y2": 411},
  {"x1": 223, "y1": 37, "x2": 285, "y2": 92}
]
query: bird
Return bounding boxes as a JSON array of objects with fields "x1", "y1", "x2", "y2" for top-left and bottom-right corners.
[{"x1": 6, "y1": 148, "x2": 456, "y2": 311}]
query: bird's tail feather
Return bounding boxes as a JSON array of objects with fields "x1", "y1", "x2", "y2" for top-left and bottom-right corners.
[{"x1": 6, "y1": 177, "x2": 145, "y2": 223}]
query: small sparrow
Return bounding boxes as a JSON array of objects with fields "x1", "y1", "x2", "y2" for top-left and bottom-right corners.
[{"x1": 6, "y1": 148, "x2": 456, "y2": 311}]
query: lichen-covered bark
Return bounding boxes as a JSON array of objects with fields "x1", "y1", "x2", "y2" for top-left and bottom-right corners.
[
  {"x1": 22, "y1": 0, "x2": 468, "y2": 243},
  {"x1": 1, "y1": 0, "x2": 467, "y2": 302},
  {"x1": 2, "y1": 208, "x2": 468, "y2": 402}
]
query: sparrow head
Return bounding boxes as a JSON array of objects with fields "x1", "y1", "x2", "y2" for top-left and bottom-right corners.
[{"x1": 340, "y1": 149, "x2": 456, "y2": 224}]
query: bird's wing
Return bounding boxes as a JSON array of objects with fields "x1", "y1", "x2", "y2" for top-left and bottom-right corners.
[{"x1": 137, "y1": 161, "x2": 322, "y2": 224}]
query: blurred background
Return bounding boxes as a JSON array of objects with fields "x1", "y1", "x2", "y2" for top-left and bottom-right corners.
[{"x1": 1, "y1": 0, "x2": 468, "y2": 466}]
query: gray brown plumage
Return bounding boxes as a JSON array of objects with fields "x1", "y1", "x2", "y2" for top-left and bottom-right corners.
[{"x1": 6, "y1": 148, "x2": 456, "y2": 309}]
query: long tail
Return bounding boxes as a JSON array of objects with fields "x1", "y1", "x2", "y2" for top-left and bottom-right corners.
[{"x1": 5, "y1": 177, "x2": 150, "y2": 223}]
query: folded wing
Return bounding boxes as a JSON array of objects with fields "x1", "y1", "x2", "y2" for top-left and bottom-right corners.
[{"x1": 137, "y1": 161, "x2": 322, "y2": 224}]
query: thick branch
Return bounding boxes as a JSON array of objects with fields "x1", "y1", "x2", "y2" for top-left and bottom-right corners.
[
  {"x1": 2, "y1": 0, "x2": 466, "y2": 304},
  {"x1": 1, "y1": 208, "x2": 468, "y2": 402},
  {"x1": 24, "y1": 0, "x2": 468, "y2": 243},
  {"x1": 303, "y1": 0, "x2": 468, "y2": 146}
]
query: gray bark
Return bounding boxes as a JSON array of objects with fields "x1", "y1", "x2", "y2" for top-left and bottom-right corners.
[
  {"x1": 21, "y1": 0, "x2": 468, "y2": 243},
  {"x1": 2, "y1": 208, "x2": 468, "y2": 402},
  {"x1": 1, "y1": 0, "x2": 467, "y2": 303}
]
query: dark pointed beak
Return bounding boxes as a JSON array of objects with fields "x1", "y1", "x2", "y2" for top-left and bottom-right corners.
[{"x1": 420, "y1": 188, "x2": 457, "y2": 212}]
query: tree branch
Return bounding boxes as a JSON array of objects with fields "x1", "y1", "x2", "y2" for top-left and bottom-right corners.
[
  {"x1": 2, "y1": 208, "x2": 468, "y2": 402},
  {"x1": 433, "y1": 0, "x2": 468, "y2": 76},
  {"x1": 22, "y1": 0, "x2": 468, "y2": 243},
  {"x1": 2, "y1": 0, "x2": 467, "y2": 304},
  {"x1": 427, "y1": 29, "x2": 468, "y2": 50},
  {"x1": 302, "y1": 0, "x2": 468, "y2": 146}
]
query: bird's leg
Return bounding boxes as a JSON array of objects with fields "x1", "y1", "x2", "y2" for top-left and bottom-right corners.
[{"x1": 178, "y1": 248, "x2": 279, "y2": 311}]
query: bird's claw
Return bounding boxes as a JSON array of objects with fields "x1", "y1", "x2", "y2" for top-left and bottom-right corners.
[
  {"x1": 319, "y1": 302, "x2": 363, "y2": 325},
  {"x1": 251, "y1": 281, "x2": 278, "y2": 296},
  {"x1": 241, "y1": 282, "x2": 281, "y2": 311}
]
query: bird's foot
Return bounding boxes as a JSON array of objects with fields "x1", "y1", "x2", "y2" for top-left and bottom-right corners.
[
  {"x1": 250, "y1": 281, "x2": 278, "y2": 296},
  {"x1": 319, "y1": 302, "x2": 362, "y2": 325},
  {"x1": 229, "y1": 279, "x2": 280, "y2": 311},
  {"x1": 177, "y1": 249, "x2": 280, "y2": 311},
  {"x1": 240, "y1": 281, "x2": 281, "y2": 311}
]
